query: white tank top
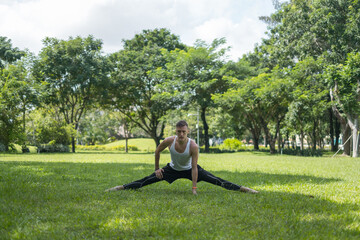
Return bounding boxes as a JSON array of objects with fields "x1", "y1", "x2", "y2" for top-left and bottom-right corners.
[{"x1": 169, "y1": 136, "x2": 192, "y2": 171}]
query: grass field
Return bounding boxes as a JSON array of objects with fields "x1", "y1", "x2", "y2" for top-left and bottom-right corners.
[
  {"x1": 1, "y1": 152, "x2": 359, "y2": 239},
  {"x1": 104, "y1": 138, "x2": 157, "y2": 152}
]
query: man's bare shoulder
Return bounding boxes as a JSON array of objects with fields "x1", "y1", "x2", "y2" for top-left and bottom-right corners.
[
  {"x1": 190, "y1": 139, "x2": 199, "y2": 151},
  {"x1": 162, "y1": 136, "x2": 175, "y2": 145}
]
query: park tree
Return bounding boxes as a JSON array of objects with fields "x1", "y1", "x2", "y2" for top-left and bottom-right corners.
[
  {"x1": 285, "y1": 57, "x2": 330, "y2": 150},
  {"x1": 0, "y1": 67, "x2": 23, "y2": 151},
  {"x1": 213, "y1": 59, "x2": 262, "y2": 150},
  {"x1": 215, "y1": 67, "x2": 290, "y2": 154},
  {"x1": 262, "y1": 0, "x2": 360, "y2": 155},
  {"x1": 161, "y1": 38, "x2": 230, "y2": 152},
  {"x1": 108, "y1": 28, "x2": 186, "y2": 147},
  {"x1": 3, "y1": 55, "x2": 39, "y2": 151},
  {"x1": 326, "y1": 52, "x2": 360, "y2": 157},
  {"x1": 33, "y1": 35, "x2": 110, "y2": 152},
  {"x1": 0, "y1": 37, "x2": 26, "y2": 151},
  {"x1": 0, "y1": 36, "x2": 24, "y2": 68}
]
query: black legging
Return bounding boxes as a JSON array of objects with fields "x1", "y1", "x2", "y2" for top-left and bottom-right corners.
[{"x1": 123, "y1": 163, "x2": 241, "y2": 191}]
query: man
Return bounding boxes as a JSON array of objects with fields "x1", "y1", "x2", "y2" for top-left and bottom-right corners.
[{"x1": 106, "y1": 120, "x2": 258, "y2": 195}]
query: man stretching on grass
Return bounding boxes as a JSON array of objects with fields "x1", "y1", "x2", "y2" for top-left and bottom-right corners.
[{"x1": 106, "y1": 120, "x2": 258, "y2": 195}]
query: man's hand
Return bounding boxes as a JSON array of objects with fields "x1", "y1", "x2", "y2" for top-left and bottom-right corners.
[
  {"x1": 155, "y1": 168, "x2": 164, "y2": 179},
  {"x1": 192, "y1": 188, "x2": 197, "y2": 195}
]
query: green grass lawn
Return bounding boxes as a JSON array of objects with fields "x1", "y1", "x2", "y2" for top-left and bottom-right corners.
[{"x1": 1, "y1": 152, "x2": 359, "y2": 239}]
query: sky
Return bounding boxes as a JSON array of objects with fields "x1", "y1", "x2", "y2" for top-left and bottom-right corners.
[{"x1": 0, "y1": 0, "x2": 279, "y2": 60}]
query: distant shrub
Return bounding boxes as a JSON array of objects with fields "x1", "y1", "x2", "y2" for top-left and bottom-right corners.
[
  {"x1": 37, "y1": 144, "x2": 70, "y2": 153},
  {"x1": 281, "y1": 148, "x2": 323, "y2": 157},
  {"x1": 219, "y1": 138, "x2": 245, "y2": 151},
  {"x1": 76, "y1": 145, "x2": 106, "y2": 151},
  {"x1": 0, "y1": 143, "x2": 5, "y2": 152},
  {"x1": 76, "y1": 145, "x2": 139, "y2": 151},
  {"x1": 200, "y1": 147, "x2": 236, "y2": 153},
  {"x1": 108, "y1": 145, "x2": 139, "y2": 151},
  {"x1": 22, "y1": 145, "x2": 30, "y2": 153}
]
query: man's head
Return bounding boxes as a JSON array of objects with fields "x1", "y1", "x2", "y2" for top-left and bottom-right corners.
[
  {"x1": 175, "y1": 120, "x2": 189, "y2": 142},
  {"x1": 176, "y1": 120, "x2": 188, "y2": 129}
]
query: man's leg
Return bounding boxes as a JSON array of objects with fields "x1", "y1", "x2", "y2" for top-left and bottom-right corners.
[
  {"x1": 105, "y1": 164, "x2": 178, "y2": 192},
  {"x1": 197, "y1": 165, "x2": 258, "y2": 193},
  {"x1": 105, "y1": 172, "x2": 162, "y2": 191}
]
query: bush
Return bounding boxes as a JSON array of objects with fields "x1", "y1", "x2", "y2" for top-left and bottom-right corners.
[
  {"x1": 108, "y1": 145, "x2": 139, "y2": 151},
  {"x1": 0, "y1": 143, "x2": 5, "y2": 152},
  {"x1": 281, "y1": 148, "x2": 323, "y2": 157},
  {"x1": 199, "y1": 147, "x2": 236, "y2": 153},
  {"x1": 21, "y1": 145, "x2": 30, "y2": 153},
  {"x1": 32, "y1": 114, "x2": 72, "y2": 146},
  {"x1": 219, "y1": 138, "x2": 245, "y2": 151},
  {"x1": 37, "y1": 144, "x2": 70, "y2": 153},
  {"x1": 76, "y1": 145, "x2": 106, "y2": 151},
  {"x1": 76, "y1": 144, "x2": 139, "y2": 151}
]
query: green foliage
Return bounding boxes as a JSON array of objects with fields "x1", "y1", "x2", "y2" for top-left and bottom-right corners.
[
  {"x1": 219, "y1": 138, "x2": 244, "y2": 151},
  {"x1": 77, "y1": 110, "x2": 120, "y2": 145},
  {"x1": 281, "y1": 148, "x2": 323, "y2": 157},
  {"x1": 28, "y1": 109, "x2": 72, "y2": 146},
  {"x1": 285, "y1": 57, "x2": 329, "y2": 150},
  {"x1": 0, "y1": 36, "x2": 24, "y2": 68},
  {"x1": 76, "y1": 145, "x2": 139, "y2": 151},
  {"x1": 0, "y1": 56, "x2": 37, "y2": 151},
  {"x1": 37, "y1": 143, "x2": 70, "y2": 153},
  {"x1": 326, "y1": 52, "x2": 360, "y2": 116},
  {"x1": 109, "y1": 28, "x2": 186, "y2": 146},
  {"x1": 33, "y1": 35, "x2": 110, "y2": 152},
  {"x1": 161, "y1": 38, "x2": 231, "y2": 152},
  {"x1": 0, "y1": 143, "x2": 6, "y2": 152}
]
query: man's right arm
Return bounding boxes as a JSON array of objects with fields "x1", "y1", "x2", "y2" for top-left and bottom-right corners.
[
  {"x1": 154, "y1": 137, "x2": 173, "y2": 179},
  {"x1": 154, "y1": 137, "x2": 173, "y2": 170}
]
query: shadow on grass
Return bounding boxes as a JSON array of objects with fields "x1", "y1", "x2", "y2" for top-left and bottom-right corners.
[{"x1": 0, "y1": 161, "x2": 358, "y2": 239}]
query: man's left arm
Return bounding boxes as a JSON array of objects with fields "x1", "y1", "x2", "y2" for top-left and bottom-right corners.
[{"x1": 190, "y1": 141, "x2": 199, "y2": 195}]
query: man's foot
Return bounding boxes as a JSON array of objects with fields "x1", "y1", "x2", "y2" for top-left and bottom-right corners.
[
  {"x1": 239, "y1": 186, "x2": 259, "y2": 194},
  {"x1": 105, "y1": 185, "x2": 124, "y2": 192}
]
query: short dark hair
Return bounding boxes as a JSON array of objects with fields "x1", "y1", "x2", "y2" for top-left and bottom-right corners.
[{"x1": 176, "y1": 120, "x2": 188, "y2": 128}]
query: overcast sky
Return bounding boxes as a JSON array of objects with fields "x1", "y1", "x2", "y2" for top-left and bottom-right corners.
[{"x1": 0, "y1": 0, "x2": 279, "y2": 60}]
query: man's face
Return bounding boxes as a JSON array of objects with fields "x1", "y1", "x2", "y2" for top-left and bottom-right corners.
[{"x1": 176, "y1": 126, "x2": 189, "y2": 141}]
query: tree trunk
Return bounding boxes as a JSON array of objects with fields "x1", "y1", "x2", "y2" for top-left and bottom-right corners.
[
  {"x1": 331, "y1": 104, "x2": 350, "y2": 156},
  {"x1": 278, "y1": 130, "x2": 282, "y2": 153},
  {"x1": 200, "y1": 107, "x2": 209, "y2": 153},
  {"x1": 71, "y1": 137, "x2": 76, "y2": 153},
  {"x1": 335, "y1": 117, "x2": 340, "y2": 151},
  {"x1": 154, "y1": 137, "x2": 161, "y2": 147},
  {"x1": 71, "y1": 122, "x2": 79, "y2": 153},
  {"x1": 23, "y1": 106, "x2": 26, "y2": 146},
  {"x1": 253, "y1": 137, "x2": 260, "y2": 150},
  {"x1": 329, "y1": 108, "x2": 335, "y2": 151},
  {"x1": 125, "y1": 138, "x2": 128, "y2": 153},
  {"x1": 347, "y1": 116, "x2": 359, "y2": 158},
  {"x1": 264, "y1": 135, "x2": 267, "y2": 147},
  {"x1": 150, "y1": 120, "x2": 165, "y2": 148},
  {"x1": 300, "y1": 130, "x2": 304, "y2": 150},
  {"x1": 260, "y1": 117, "x2": 277, "y2": 154},
  {"x1": 343, "y1": 124, "x2": 351, "y2": 156},
  {"x1": 312, "y1": 120, "x2": 317, "y2": 151},
  {"x1": 249, "y1": 124, "x2": 260, "y2": 150}
]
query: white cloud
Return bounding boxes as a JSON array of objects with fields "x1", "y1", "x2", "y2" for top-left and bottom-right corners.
[
  {"x1": 0, "y1": 0, "x2": 277, "y2": 59},
  {"x1": 193, "y1": 16, "x2": 269, "y2": 60}
]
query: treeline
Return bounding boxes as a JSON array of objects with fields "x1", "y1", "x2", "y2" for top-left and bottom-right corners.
[{"x1": 1, "y1": 0, "x2": 359, "y2": 156}]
